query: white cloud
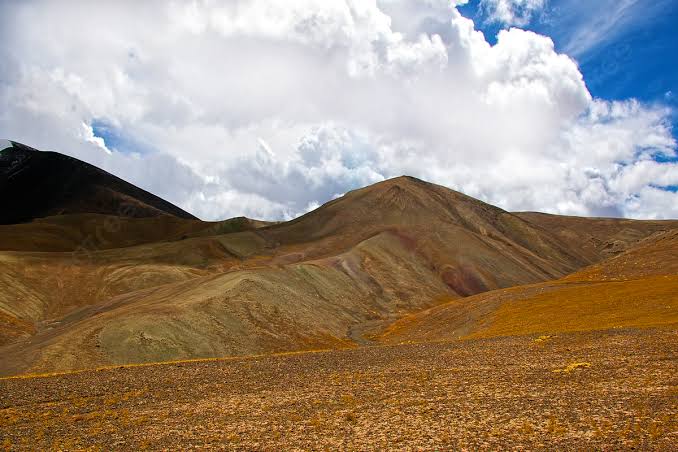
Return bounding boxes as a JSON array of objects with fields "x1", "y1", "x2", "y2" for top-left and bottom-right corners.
[
  {"x1": 0, "y1": 0, "x2": 676, "y2": 220},
  {"x1": 551, "y1": 0, "x2": 673, "y2": 60},
  {"x1": 81, "y1": 122, "x2": 111, "y2": 155},
  {"x1": 560, "y1": 0, "x2": 638, "y2": 57},
  {"x1": 480, "y1": 0, "x2": 547, "y2": 27}
]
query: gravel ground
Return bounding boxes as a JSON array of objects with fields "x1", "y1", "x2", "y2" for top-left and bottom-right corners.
[{"x1": 1, "y1": 328, "x2": 677, "y2": 450}]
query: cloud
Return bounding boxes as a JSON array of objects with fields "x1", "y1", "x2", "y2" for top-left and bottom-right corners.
[
  {"x1": 560, "y1": 0, "x2": 639, "y2": 57},
  {"x1": 479, "y1": 0, "x2": 547, "y2": 27},
  {"x1": 0, "y1": 0, "x2": 676, "y2": 220},
  {"x1": 546, "y1": 0, "x2": 672, "y2": 59}
]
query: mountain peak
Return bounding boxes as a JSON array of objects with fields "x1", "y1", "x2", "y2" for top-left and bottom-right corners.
[
  {"x1": 0, "y1": 141, "x2": 197, "y2": 224},
  {"x1": 368, "y1": 175, "x2": 428, "y2": 190},
  {"x1": 267, "y1": 173, "x2": 513, "y2": 249}
]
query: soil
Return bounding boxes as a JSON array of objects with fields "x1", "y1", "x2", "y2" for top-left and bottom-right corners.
[{"x1": 1, "y1": 328, "x2": 676, "y2": 450}]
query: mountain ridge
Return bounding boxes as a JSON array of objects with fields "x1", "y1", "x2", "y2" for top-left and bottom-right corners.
[{"x1": 0, "y1": 142, "x2": 677, "y2": 376}]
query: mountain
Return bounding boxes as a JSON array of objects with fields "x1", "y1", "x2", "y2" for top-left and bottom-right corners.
[
  {"x1": 0, "y1": 140, "x2": 196, "y2": 224},
  {"x1": 378, "y1": 226, "x2": 678, "y2": 344},
  {"x1": 0, "y1": 142, "x2": 677, "y2": 376},
  {"x1": 264, "y1": 176, "x2": 592, "y2": 285},
  {"x1": 515, "y1": 211, "x2": 674, "y2": 260}
]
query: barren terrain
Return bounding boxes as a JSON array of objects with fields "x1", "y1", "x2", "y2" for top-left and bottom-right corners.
[
  {"x1": 1, "y1": 328, "x2": 676, "y2": 450},
  {"x1": 3, "y1": 173, "x2": 676, "y2": 376}
]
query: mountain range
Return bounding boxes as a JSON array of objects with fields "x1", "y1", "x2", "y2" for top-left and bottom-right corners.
[{"x1": 1, "y1": 140, "x2": 676, "y2": 377}]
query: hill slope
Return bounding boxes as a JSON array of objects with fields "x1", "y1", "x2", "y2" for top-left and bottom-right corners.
[
  {"x1": 515, "y1": 211, "x2": 675, "y2": 260},
  {"x1": 0, "y1": 214, "x2": 272, "y2": 252},
  {"x1": 263, "y1": 177, "x2": 594, "y2": 289},
  {"x1": 379, "y1": 227, "x2": 678, "y2": 344}
]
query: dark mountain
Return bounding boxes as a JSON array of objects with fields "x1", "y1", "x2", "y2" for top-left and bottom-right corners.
[{"x1": 0, "y1": 140, "x2": 196, "y2": 224}]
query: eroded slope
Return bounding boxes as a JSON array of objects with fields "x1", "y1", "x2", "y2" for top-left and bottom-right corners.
[{"x1": 380, "y1": 228, "x2": 678, "y2": 344}]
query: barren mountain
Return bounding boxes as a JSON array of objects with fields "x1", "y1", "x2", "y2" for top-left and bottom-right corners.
[
  {"x1": 0, "y1": 214, "x2": 271, "y2": 253},
  {"x1": 0, "y1": 140, "x2": 196, "y2": 224},
  {"x1": 515, "y1": 211, "x2": 675, "y2": 260},
  {"x1": 0, "y1": 146, "x2": 676, "y2": 376}
]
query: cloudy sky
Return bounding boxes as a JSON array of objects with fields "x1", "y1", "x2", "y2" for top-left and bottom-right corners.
[{"x1": 1, "y1": 0, "x2": 677, "y2": 220}]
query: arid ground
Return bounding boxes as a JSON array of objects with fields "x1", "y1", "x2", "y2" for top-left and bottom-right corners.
[{"x1": 2, "y1": 328, "x2": 676, "y2": 450}]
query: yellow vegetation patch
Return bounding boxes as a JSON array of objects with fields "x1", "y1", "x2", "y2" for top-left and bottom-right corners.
[
  {"x1": 0, "y1": 310, "x2": 36, "y2": 346},
  {"x1": 467, "y1": 275, "x2": 678, "y2": 339},
  {"x1": 374, "y1": 295, "x2": 461, "y2": 341},
  {"x1": 553, "y1": 362, "x2": 592, "y2": 373}
]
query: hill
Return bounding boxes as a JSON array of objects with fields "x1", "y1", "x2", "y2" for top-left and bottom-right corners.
[
  {"x1": 515, "y1": 211, "x2": 675, "y2": 260},
  {"x1": 0, "y1": 214, "x2": 272, "y2": 252},
  {"x1": 1, "y1": 170, "x2": 677, "y2": 375}
]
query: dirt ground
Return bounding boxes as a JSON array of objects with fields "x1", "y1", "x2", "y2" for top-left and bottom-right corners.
[{"x1": 1, "y1": 327, "x2": 676, "y2": 450}]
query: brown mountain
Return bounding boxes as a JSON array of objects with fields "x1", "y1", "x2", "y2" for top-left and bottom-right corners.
[{"x1": 1, "y1": 146, "x2": 676, "y2": 376}]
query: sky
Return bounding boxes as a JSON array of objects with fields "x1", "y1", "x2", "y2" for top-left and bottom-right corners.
[{"x1": 1, "y1": 0, "x2": 677, "y2": 221}]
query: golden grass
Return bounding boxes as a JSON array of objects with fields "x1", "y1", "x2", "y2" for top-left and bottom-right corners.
[
  {"x1": 466, "y1": 275, "x2": 678, "y2": 339},
  {"x1": 553, "y1": 362, "x2": 592, "y2": 373},
  {"x1": 374, "y1": 296, "x2": 462, "y2": 341},
  {"x1": 0, "y1": 310, "x2": 36, "y2": 345}
]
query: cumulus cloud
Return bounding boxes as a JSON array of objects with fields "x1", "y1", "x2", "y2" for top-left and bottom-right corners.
[
  {"x1": 479, "y1": 0, "x2": 547, "y2": 27},
  {"x1": 0, "y1": 0, "x2": 676, "y2": 220}
]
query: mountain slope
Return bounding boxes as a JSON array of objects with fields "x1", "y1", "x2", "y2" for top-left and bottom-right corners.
[
  {"x1": 0, "y1": 213, "x2": 272, "y2": 252},
  {"x1": 379, "y1": 227, "x2": 678, "y2": 344},
  {"x1": 262, "y1": 177, "x2": 594, "y2": 289},
  {"x1": 0, "y1": 140, "x2": 196, "y2": 224},
  {"x1": 515, "y1": 211, "x2": 675, "y2": 260}
]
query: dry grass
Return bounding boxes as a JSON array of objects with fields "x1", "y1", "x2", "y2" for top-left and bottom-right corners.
[
  {"x1": 467, "y1": 275, "x2": 678, "y2": 339},
  {"x1": 379, "y1": 275, "x2": 678, "y2": 344},
  {"x1": 1, "y1": 328, "x2": 675, "y2": 449},
  {"x1": 534, "y1": 335, "x2": 555, "y2": 343},
  {"x1": 0, "y1": 348, "x2": 334, "y2": 381},
  {"x1": 552, "y1": 362, "x2": 592, "y2": 373}
]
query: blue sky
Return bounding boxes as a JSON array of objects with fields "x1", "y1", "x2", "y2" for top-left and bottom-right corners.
[
  {"x1": 91, "y1": 119, "x2": 135, "y2": 154},
  {"x1": 460, "y1": 0, "x2": 678, "y2": 134},
  {"x1": 460, "y1": 0, "x2": 678, "y2": 196},
  {"x1": 91, "y1": 119, "x2": 155, "y2": 156}
]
